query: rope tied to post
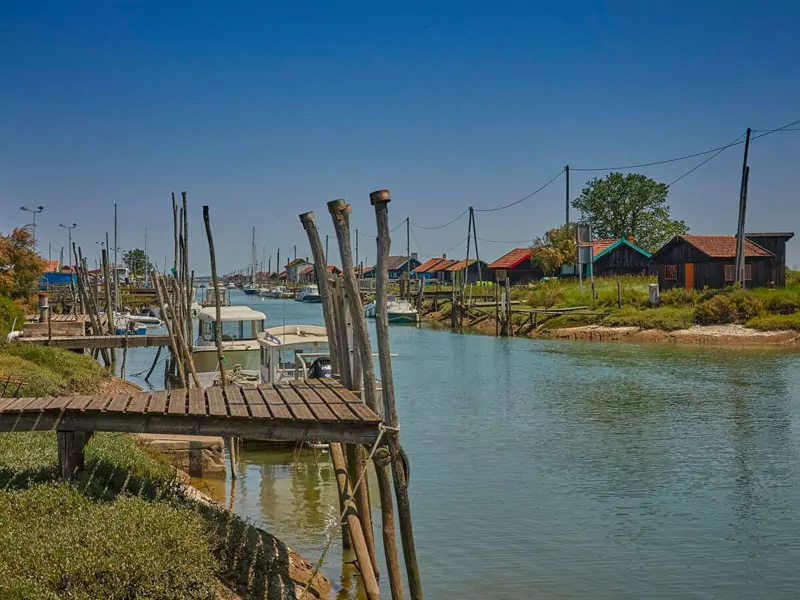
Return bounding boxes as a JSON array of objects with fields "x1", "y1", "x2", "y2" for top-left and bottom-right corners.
[{"x1": 297, "y1": 425, "x2": 387, "y2": 600}]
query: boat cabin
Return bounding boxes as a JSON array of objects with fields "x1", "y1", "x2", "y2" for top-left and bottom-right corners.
[
  {"x1": 259, "y1": 325, "x2": 330, "y2": 383},
  {"x1": 195, "y1": 306, "x2": 265, "y2": 344}
]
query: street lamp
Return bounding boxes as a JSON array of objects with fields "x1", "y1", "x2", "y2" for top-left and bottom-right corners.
[
  {"x1": 59, "y1": 223, "x2": 77, "y2": 268},
  {"x1": 20, "y1": 206, "x2": 44, "y2": 249}
]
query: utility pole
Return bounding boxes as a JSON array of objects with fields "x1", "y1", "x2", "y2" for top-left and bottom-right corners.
[
  {"x1": 734, "y1": 128, "x2": 752, "y2": 288},
  {"x1": 21, "y1": 205, "x2": 44, "y2": 250},
  {"x1": 144, "y1": 228, "x2": 148, "y2": 285},
  {"x1": 326, "y1": 234, "x2": 329, "y2": 265},
  {"x1": 293, "y1": 244, "x2": 297, "y2": 262},
  {"x1": 277, "y1": 248, "x2": 281, "y2": 276},
  {"x1": 113, "y1": 203, "x2": 119, "y2": 310},
  {"x1": 406, "y1": 217, "x2": 411, "y2": 292},
  {"x1": 471, "y1": 208, "x2": 482, "y2": 282},
  {"x1": 565, "y1": 164, "x2": 570, "y2": 226}
]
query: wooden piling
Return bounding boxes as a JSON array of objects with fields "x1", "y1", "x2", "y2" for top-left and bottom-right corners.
[
  {"x1": 169, "y1": 277, "x2": 200, "y2": 387},
  {"x1": 370, "y1": 189, "x2": 423, "y2": 600},
  {"x1": 102, "y1": 249, "x2": 115, "y2": 334},
  {"x1": 617, "y1": 279, "x2": 622, "y2": 309},
  {"x1": 330, "y1": 442, "x2": 381, "y2": 600},
  {"x1": 152, "y1": 273, "x2": 187, "y2": 388},
  {"x1": 57, "y1": 431, "x2": 90, "y2": 480},
  {"x1": 298, "y1": 212, "x2": 340, "y2": 375}
]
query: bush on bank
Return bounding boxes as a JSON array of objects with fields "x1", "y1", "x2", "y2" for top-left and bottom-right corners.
[{"x1": 0, "y1": 343, "x2": 104, "y2": 396}]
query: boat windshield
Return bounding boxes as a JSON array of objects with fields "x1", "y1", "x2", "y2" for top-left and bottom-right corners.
[{"x1": 199, "y1": 319, "x2": 264, "y2": 341}]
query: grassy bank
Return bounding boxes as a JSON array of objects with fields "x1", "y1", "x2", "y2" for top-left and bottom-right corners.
[
  {"x1": 424, "y1": 272, "x2": 800, "y2": 334},
  {"x1": 0, "y1": 345, "x2": 328, "y2": 599}
]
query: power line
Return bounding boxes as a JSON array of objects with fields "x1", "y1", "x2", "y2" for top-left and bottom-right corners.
[
  {"x1": 473, "y1": 169, "x2": 564, "y2": 212},
  {"x1": 441, "y1": 237, "x2": 468, "y2": 254},
  {"x1": 410, "y1": 208, "x2": 469, "y2": 231},
  {"x1": 667, "y1": 131, "x2": 746, "y2": 187},
  {"x1": 477, "y1": 236, "x2": 534, "y2": 244}
]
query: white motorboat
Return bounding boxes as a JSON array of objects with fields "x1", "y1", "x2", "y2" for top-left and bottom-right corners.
[
  {"x1": 201, "y1": 286, "x2": 231, "y2": 307},
  {"x1": 114, "y1": 310, "x2": 162, "y2": 327},
  {"x1": 227, "y1": 282, "x2": 236, "y2": 289},
  {"x1": 296, "y1": 285, "x2": 322, "y2": 303},
  {"x1": 259, "y1": 324, "x2": 331, "y2": 383},
  {"x1": 193, "y1": 305, "x2": 266, "y2": 386},
  {"x1": 386, "y1": 298, "x2": 418, "y2": 324}
]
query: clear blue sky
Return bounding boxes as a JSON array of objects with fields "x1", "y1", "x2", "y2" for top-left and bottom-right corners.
[{"x1": 2, "y1": 1, "x2": 799, "y2": 272}]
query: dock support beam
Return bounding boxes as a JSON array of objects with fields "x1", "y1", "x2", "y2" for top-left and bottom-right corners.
[{"x1": 57, "y1": 431, "x2": 90, "y2": 480}]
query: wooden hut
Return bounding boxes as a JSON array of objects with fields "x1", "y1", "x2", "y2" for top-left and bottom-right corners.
[
  {"x1": 650, "y1": 235, "x2": 775, "y2": 290},
  {"x1": 487, "y1": 248, "x2": 542, "y2": 284},
  {"x1": 584, "y1": 237, "x2": 653, "y2": 277},
  {"x1": 444, "y1": 258, "x2": 489, "y2": 284},
  {"x1": 745, "y1": 232, "x2": 794, "y2": 287},
  {"x1": 362, "y1": 255, "x2": 422, "y2": 280},
  {"x1": 413, "y1": 256, "x2": 454, "y2": 281}
]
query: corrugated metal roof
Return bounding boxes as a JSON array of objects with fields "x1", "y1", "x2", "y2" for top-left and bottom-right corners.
[
  {"x1": 681, "y1": 235, "x2": 773, "y2": 258},
  {"x1": 487, "y1": 248, "x2": 531, "y2": 270}
]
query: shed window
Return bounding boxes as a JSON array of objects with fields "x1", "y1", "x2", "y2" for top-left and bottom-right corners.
[
  {"x1": 725, "y1": 264, "x2": 752, "y2": 282},
  {"x1": 664, "y1": 265, "x2": 678, "y2": 280}
]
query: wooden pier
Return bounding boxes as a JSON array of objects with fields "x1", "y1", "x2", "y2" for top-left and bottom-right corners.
[
  {"x1": 0, "y1": 379, "x2": 381, "y2": 445},
  {"x1": 16, "y1": 334, "x2": 172, "y2": 350}
]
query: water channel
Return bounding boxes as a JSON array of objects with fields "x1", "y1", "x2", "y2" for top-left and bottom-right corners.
[{"x1": 123, "y1": 291, "x2": 800, "y2": 599}]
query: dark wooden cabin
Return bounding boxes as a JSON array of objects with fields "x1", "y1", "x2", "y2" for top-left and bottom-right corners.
[
  {"x1": 487, "y1": 248, "x2": 543, "y2": 284},
  {"x1": 745, "y1": 232, "x2": 794, "y2": 287},
  {"x1": 362, "y1": 255, "x2": 422, "y2": 280},
  {"x1": 650, "y1": 235, "x2": 775, "y2": 290},
  {"x1": 584, "y1": 237, "x2": 653, "y2": 277},
  {"x1": 444, "y1": 258, "x2": 489, "y2": 284}
]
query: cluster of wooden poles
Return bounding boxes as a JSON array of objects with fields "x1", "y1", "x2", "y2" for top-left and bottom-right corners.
[{"x1": 297, "y1": 191, "x2": 422, "y2": 600}]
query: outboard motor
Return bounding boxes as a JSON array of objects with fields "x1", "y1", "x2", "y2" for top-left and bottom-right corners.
[{"x1": 309, "y1": 357, "x2": 332, "y2": 379}]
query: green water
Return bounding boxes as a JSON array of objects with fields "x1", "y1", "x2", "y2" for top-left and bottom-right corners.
[{"x1": 126, "y1": 293, "x2": 800, "y2": 599}]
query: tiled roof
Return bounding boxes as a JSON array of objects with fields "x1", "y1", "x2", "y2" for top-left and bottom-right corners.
[
  {"x1": 681, "y1": 235, "x2": 773, "y2": 258},
  {"x1": 364, "y1": 256, "x2": 414, "y2": 273},
  {"x1": 445, "y1": 259, "x2": 483, "y2": 271},
  {"x1": 327, "y1": 265, "x2": 342, "y2": 274},
  {"x1": 41, "y1": 259, "x2": 60, "y2": 272},
  {"x1": 414, "y1": 257, "x2": 449, "y2": 274},
  {"x1": 428, "y1": 259, "x2": 457, "y2": 272},
  {"x1": 285, "y1": 258, "x2": 307, "y2": 268},
  {"x1": 487, "y1": 248, "x2": 531, "y2": 270},
  {"x1": 299, "y1": 266, "x2": 315, "y2": 276},
  {"x1": 589, "y1": 239, "x2": 617, "y2": 258}
]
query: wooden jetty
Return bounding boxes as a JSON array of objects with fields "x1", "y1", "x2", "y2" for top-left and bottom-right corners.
[
  {"x1": 16, "y1": 334, "x2": 172, "y2": 350},
  {"x1": 0, "y1": 379, "x2": 381, "y2": 445}
]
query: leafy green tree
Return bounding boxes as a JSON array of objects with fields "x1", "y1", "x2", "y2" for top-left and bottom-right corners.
[
  {"x1": 122, "y1": 248, "x2": 154, "y2": 277},
  {"x1": 530, "y1": 224, "x2": 577, "y2": 276},
  {"x1": 571, "y1": 172, "x2": 687, "y2": 252},
  {"x1": 0, "y1": 228, "x2": 42, "y2": 302}
]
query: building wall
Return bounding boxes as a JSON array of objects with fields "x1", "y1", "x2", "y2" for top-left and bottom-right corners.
[
  {"x1": 591, "y1": 245, "x2": 653, "y2": 277},
  {"x1": 656, "y1": 254, "x2": 772, "y2": 290},
  {"x1": 745, "y1": 236, "x2": 788, "y2": 287}
]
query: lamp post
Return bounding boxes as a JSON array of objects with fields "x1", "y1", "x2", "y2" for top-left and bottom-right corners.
[
  {"x1": 59, "y1": 223, "x2": 77, "y2": 268},
  {"x1": 21, "y1": 205, "x2": 44, "y2": 249}
]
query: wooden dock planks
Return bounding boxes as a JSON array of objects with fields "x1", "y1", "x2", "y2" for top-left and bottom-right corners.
[{"x1": 0, "y1": 380, "x2": 383, "y2": 444}]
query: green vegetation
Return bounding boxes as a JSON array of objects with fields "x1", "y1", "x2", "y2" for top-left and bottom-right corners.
[
  {"x1": 0, "y1": 343, "x2": 104, "y2": 397},
  {"x1": 601, "y1": 306, "x2": 695, "y2": 331},
  {"x1": 745, "y1": 312, "x2": 800, "y2": 331},
  {"x1": 0, "y1": 295, "x2": 24, "y2": 336},
  {"x1": 510, "y1": 275, "x2": 652, "y2": 309},
  {"x1": 693, "y1": 289, "x2": 764, "y2": 325}
]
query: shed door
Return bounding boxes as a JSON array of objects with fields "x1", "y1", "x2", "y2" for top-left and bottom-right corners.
[{"x1": 684, "y1": 263, "x2": 694, "y2": 290}]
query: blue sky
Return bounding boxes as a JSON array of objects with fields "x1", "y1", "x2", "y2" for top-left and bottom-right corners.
[{"x1": 2, "y1": 1, "x2": 799, "y2": 271}]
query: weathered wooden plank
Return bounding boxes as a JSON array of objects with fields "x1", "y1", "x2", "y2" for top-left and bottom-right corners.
[
  {"x1": 275, "y1": 384, "x2": 315, "y2": 420},
  {"x1": 21, "y1": 397, "x2": 54, "y2": 412},
  {"x1": 46, "y1": 395, "x2": 75, "y2": 411},
  {"x1": 188, "y1": 388, "x2": 206, "y2": 416},
  {"x1": 65, "y1": 396, "x2": 95, "y2": 411},
  {"x1": 319, "y1": 379, "x2": 381, "y2": 422},
  {"x1": 4, "y1": 396, "x2": 38, "y2": 411},
  {"x1": 206, "y1": 386, "x2": 227, "y2": 417},
  {"x1": 168, "y1": 389, "x2": 187, "y2": 415},
  {"x1": 148, "y1": 390, "x2": 168, "y2": 414},
  {"x1": 0, "y1": 396, "x2": 20, "y2": 412},
  {"x1": 224, "y1": 385, "x2": 250, "y2": 418},
  {"x1": 296, "y1": 381, "x2": 341, "y2": 421},
  {"x1": 106, "y1": 393, "x2": 131, "y2": 413},
  {"x1": 293, "y1": 380, "x2": 323, "y2": 403},
  {"x1": 256, "y1": 385, "x2": 293, "y2": 420},
  {"x1": 87, "y1": 394, "x2": 112, "y2": 411},
  {"x1": 322, "y1": 399, "x2": 360, "y2": 422},
  {"x1": 16, "y1": 335, "x2": 172, "y2": 350},
  {"x1": 127, "y1": 392, "x2": 151, "y2": 414},
  {"x1": 0, "y1": 412, "x2": 381, "y2": 444},
  {"x1": 242, "y1": 388, "x2": 270, "y2": 419}
]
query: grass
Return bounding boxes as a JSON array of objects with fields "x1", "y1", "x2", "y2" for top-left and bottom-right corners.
[
  {"x1": 0, "y1": 343, "x2": 104, "y2": 397},
  {"x1": 601, "y1": 306, "x2": 695, "y2": 331},
  {"x1": 745, "y1": 312, "x2": 800, "y2": 331}
]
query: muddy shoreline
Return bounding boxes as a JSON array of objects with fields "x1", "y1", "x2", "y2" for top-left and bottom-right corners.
[{"x1": 422, "y1": 310, "x2": 800, "y2": 348}]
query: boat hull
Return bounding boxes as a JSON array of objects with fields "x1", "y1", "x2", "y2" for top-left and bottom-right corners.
[{"x1": 387, "y1": 312, "x2": 417, "y2": 324}]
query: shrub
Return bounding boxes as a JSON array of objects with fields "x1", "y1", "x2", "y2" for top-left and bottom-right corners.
[
  {"x1": 758, "y1": 292, "x2": 800, "y2": 315},
  {"x1": 694, "y1": 290, "x2": 764, "y2": 325},
  {"x1": 745, "y1": 312, "x2": 800, "y2": 331},
  {"x1": 514, "y1": 281, "x2": 565, "y2": 308},
  {"x1": 0, "y1": 484, "x2": 217, "y2": 600},
  {"x1": 602, "y1": 306, "x2": 694, "y2": 331},
  {"x1": 595, "y1": 286, "x2": 649, "y2": 308},
  {"x1": 0, "y1": 344, "x2": 103, "y2": 396},
  {"x1": 540, "y1": 314, "x2": 601, "y2": 329},
  {"x1": 0, "y1": 295, "x2": 24, "y2": 336},
  {"x1": 659, "y1": 287, "x2": 700, "y2": 307}
]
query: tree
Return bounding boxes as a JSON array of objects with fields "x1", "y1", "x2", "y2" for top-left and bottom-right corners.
[
  {"x1": 122, "y1": 248, "x2": 154, "y2": 278},
  {"x1": 530, "y1": 224, "x2": 577, "y2": 276},
  {"x1": 571, "y1": 172, "x2": 688, "y2": 252},
  {"x1": 0, "y1": 228, "x2": 42, "y2": 302}
]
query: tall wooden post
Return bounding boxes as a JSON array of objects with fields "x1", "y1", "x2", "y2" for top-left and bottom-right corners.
[
  {"x1": 202, "y1": 206, "x2": 227, "y2": 388},
  {"x1": 327, "y1": 200, "x2": 380, "y2": 581},
  {"x1": 371, "y1": 189, "x2": 424, "y2": 600},
  {"x1": 102, "y1": 249, "x2": 115, "y2": 334},
  {"x1": 565, "y1": 164, "x2": 570, "y2": 226},
  {"x1": 734, "y1": 128, "x2": 751, "y2": 288},
  {"x1": 152, "y1": 273, "x2": 187, "y2": 388},
  {"x1": 298, "y1": 211, "x2": 340, "y2": 375}
]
